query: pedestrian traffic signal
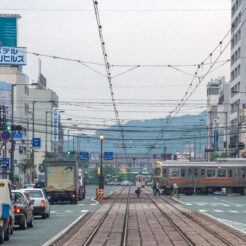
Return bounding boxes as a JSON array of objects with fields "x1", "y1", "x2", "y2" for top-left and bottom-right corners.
[
  {"x1": 67, "y1": 151, "x2": 71, "y2": 155},
  {"x1": 6, "y1": 125, "x2": 23, "y2": 131}
]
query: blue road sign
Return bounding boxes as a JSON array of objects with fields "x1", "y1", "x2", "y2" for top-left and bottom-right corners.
[
  {"x1": 80, "y1": 152, "x2": 89, "y2": 161},
  {"x1": 214, "y1": 130, "x2": 218, "y2": 151},
  {"x1": 104, "y1": 152, "x2": 113, "y2": 160},
  {"x1": 0, "y1": 158, "x2": 10, "y2": 169},
  {"x1": 1, "y1": 130, "x2": 11, "y2": 140},
  {"x1": 32, "y1": 138, "x2": 41, "y2": 148},
  {"x1": 12, "y1": 130, "x2": 23, "y2": 139}
]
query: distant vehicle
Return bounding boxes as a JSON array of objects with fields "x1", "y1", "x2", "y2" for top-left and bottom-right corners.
[
  {"x1": 23, "y1": 184, "x2": 35, "y2": 189},
  {"x1": 135, "y1": 175, "x2": 146, "y2": 187},
  {"x1": 121, "y1": 181, "x2": 133, "y2": 186},
  {"x1": 11, "y1": 191, "x2": 34, "y2": 229},
  {"x1": 22, "y1": 189, "x2": 50, "y2": 219},
  {"x1": 154, "y1": 159, "x2": 246, "y2": 195},
  {"x1": 0, "y1": 179, "x2": 14, "y2": 243},
  {"x1": 45, "y1": 161, "x2": 86, "y2": 204}
]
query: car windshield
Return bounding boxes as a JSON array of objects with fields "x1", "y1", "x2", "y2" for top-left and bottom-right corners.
[{"x1": 25, "y1": 190, "x2": 43, "y2": 198}]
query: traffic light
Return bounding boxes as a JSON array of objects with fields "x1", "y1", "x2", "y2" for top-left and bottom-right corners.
[
  {"x1": 67, "y1": 151, "x2": 71, "y2": 155},
  {"x1": 12, "y1": 125, "x2": 23, "y2": 131},
  {"x1": 6, "y1": 125, "x2": 11, "y2": 131}
]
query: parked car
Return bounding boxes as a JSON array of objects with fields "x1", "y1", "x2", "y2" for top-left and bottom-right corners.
[
  {"x1": 11, "y1": 191, "x2": 34, "y2": 229},
  {"x1": 0, "y1": 179, "x2": 14, "y2": 243},
  {"x1": 22, "y1": 189, "x2": 50, "y2": 219}
]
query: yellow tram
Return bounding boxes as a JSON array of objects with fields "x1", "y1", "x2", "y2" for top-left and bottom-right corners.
[{"x1": 135, "y1": 174, "x2": 146, "y2": 187}]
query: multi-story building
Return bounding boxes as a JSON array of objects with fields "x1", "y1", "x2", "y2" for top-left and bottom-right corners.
[
  {"x1": 0, "y1": 14, "x2": 30, "y2": 184},
  {"x1": 29, "y1": 73, "x2": 59, "y2": 175},
  {"x1": 207, "y1": 77, "x2": 225, "y2": 154},
  {"x1": 230, "y1": 0, "x2": 246, "y2": 156}
]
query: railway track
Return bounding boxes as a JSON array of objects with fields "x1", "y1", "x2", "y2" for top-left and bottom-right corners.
[{"x1": 143, "y1": 189, "x2": 246, "y2": 246}]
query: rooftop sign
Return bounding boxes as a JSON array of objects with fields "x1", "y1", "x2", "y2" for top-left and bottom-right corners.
[{"x1": 0, "y1": 47, "x2": 26, "y2": 65}]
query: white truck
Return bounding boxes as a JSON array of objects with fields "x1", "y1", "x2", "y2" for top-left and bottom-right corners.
[
  {"x1": 0, "y1": 179, "x2": 14, "y2": 244},
  {"x1": 45, "y1": 161, "x2": 86, "y2": 204}
]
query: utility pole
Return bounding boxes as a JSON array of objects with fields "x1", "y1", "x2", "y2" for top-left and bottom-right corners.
[{"x1": 237, "y1": 102, "x2": 240, "y2": 158}]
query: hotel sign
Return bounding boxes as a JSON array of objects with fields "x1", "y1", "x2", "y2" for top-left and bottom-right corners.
[{"x1": 0, "y1": 47, "x2": 26, "y2": 65}]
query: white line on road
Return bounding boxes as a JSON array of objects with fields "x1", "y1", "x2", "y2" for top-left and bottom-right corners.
[
  {"x1": 172, "y1": 198, "x2": 192, "y2": 206},
  {"x1": 81, "y1": 210, "x2": 88, "y2": 213},
  {"x1": 213, "y1": 210, "x2": 223, "y2": 213},
  {"x1": 42, "y1": 212, "x2": 88, "y2": 246},
  {"x1": 65, "y1": 210, "x2": 73, "y2": 213},
  {"x1": 50, "y1": 211, "x2": 56, "y2": 213},
  {"x1": 78, "y1": 204, "x2": 85, "y2": 206},
  {"x1": 229, "y1": 210, "x2": 239, "y2": 213},
  {"x1": 90, "y1": 203, "x2": 97, "y2": 206}
]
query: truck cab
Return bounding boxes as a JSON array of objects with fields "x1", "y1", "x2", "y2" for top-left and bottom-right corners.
[{"x1": 0, "y1": 179, "x2": 14, "y2": 244}]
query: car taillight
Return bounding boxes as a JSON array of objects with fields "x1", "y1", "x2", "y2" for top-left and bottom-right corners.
[
  {"x1": 15, "y1": 207, "x2": 21, "y2": 213},
  {"x1": 40, "y1": 200, "x2": 45, "y2": 207},
  {"x1": 71, "y1": 194, "x2": 76, "y2": 198}
]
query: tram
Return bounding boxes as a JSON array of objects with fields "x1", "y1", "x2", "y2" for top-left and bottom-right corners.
[
  {"x1": 154, "y1": 159, "x2": 246, "y2": 195},
  {"x1": 135, "y1": 174, "x2": 146, "y2": 187}
]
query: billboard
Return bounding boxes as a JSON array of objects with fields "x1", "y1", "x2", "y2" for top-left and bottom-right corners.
[
  {"x1": 52, "y1": 108, "x2": 59, "y2": 142},
  {"x1": 0, "y1": 47, "x2": 26, "y2": 65},
  {"x1": 0, "y1": 15, "x2": 20, "y2": 47}
]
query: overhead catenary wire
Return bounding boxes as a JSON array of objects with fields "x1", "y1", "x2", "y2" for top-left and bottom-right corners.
[{"x1": 92, "y1": 0, "x2": 126, "y2": 152}]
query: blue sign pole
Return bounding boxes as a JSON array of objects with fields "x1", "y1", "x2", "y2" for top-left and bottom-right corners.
[{"x1": 214, "y1": 130, "x2": 218, "y2": 151}]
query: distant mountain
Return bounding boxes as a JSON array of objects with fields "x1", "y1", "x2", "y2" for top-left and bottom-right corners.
[{"x1": 64, "y1": 111, "x2": 207, "y2": 155}]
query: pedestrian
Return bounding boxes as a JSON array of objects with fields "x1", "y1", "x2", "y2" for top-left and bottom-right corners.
[
  {"x1": 135, "y1": 180, "x2": 141, "y2": 198},
  {"x1": 152, "y1": 182, "x2": 156, "y2": 194},
  {"x1": 154, "y1": 182, "x2": 161, "y2": 196},
  {"x1": 170, "y1": 183, "x2": 179, "y2": 198}
]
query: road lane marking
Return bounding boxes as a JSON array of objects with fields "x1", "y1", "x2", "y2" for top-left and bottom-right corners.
[
  {"x1": 81, "y1": 210, "x2": 88, "y2": 213},
  {"x1": 213, "y1": 210, "x2": 223, "y2": 213},
  {"x1": 199, "y1": 210, "x2": 208, "y2": 213},
  {"x1": 172, "y1": 198, "x2": 192, "y2": 206},
  {"x1": 42, "y1": 212, "x2": 88, "y2": 246},
  {"x1": 50, "y1": 211, "x2": 56, "y2": 213},
  {"x1": 90, "y1": 203, "x2": 97, "y2": 206},
  {"x1": 65, "y1": 210, "x2": 73, "y2": 213},
  {"x1": 78, "y1": 204, "x2": 85, "y2": 206},
  {"x1": 229, "y1": 210, "x2": 239, "y2": 213}
]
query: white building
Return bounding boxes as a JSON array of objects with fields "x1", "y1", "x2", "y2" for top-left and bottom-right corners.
[
  {"x1": 29, "y1": 76, "x2": 59, "y2": 175},
  {"x1": 0, "y1": 66, "x2": 30, "y2": 184},
  {"x1": 230, "y1": 0, "x2": 246, "y2": 156}
]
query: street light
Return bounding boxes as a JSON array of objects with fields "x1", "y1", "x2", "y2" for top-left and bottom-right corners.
[{"x1": 99, "y1": 133, "x2": 104, "y2": 189}]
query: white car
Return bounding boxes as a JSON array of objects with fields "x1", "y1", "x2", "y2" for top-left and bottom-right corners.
[{"x1": 21, "y1": 189, "x2": 50, "y2": 219}]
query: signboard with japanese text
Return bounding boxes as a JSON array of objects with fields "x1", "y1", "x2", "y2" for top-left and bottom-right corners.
[
  {"x1": 214, "y1": 130, "x2": 218, "y2": 151},
  {"x1": 80, "y1": 152, "x2": 89, "y2": 161},
  {"x1": 32, "y1": 138, "x2": 41, "y2": 148},
  {"x1": 52, "y1": 108, "x2": 59, "y2": 142},
  {"x1": 0, "y1": 47, "x2": 26, "y2": 65},
  {"x1": 104, "y1": 152, "x2": 113, "y2": 160}
]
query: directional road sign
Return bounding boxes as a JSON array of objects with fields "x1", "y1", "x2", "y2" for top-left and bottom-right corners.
[
  {"x1": 12, "y1": 130, "x2": 23, "y2": 139},
  {"x1": 1, "y1": 130, "x2": 11, "y2": 141},
  {"x1": 32, "y1": 138, "x2": 41, "y2": 148},
  {"x1": 0, "y1": 158, "x2": 10, "y2": 169},
  {"x1": 80, "y1": 152, "x2": 89, "y2": 161},
  {"x1": 104, "y1": 152, "x2": 113, "y2": 160}
]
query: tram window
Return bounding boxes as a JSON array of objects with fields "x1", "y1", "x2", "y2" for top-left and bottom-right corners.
[
  {"x1": 235, "y1": 169, "x2": 239, "y2": 176},
  {"x1": 188, "y1": 168, "x2": 192, "y2": 177},
  {"x1": 163, "y1": 168, "x2": 167, "y2": 177},
  {"x1": 228, "y1": 169, "x2": 232, "y2": 177},
  {"x1": 181, "y1": 169, "x2": 185, "y2": 177},
  {"x1": 241, "y1": 169, "x2": 245, "y2": 178},
  {"x1": 154, "y1": 168, "x2": 161, "y2": 176},
  {"x1": 207, "y1": 169, "x2": 216, "y2": 177},
  {"x1": 169, "y1": 168, "x2": 180, "y2": 177},
  {"x1": 194, "y1": 168, "x2": 198, "y2": 177},
  {"x1": 217, "y1": 169, "x2": 226, "y2": 177},
  {"x1": 200, "y1": 169, "x2": 205, "y2": 178}
]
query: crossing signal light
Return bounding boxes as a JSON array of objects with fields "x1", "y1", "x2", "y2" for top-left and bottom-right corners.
[
  {"x1": 6, "y1": 125, "x2": 23, "y2": 131},
  {"x1": 67, "y1": 151, "x2": 71, "y2": 155},
  {"x1": 6, "y1": 125, "x2": 11, "y2": 131}
]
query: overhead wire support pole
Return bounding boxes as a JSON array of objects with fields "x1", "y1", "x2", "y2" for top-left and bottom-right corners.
[{"x1": 92, "y1": 0, "x2": 126, "y2": 154}]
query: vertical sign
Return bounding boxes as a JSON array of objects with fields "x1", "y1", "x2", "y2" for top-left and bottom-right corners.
[
  {"x1": 52, "y1": 108, "x2": 59, "y2": 142},
  {"x1": 214, "y1": 130, "x2": 218, "y2": 151}
]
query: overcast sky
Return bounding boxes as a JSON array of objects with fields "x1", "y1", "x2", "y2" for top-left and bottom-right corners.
[{"x1": 0, "y1": 0, "x2": 231, "y2": 133}]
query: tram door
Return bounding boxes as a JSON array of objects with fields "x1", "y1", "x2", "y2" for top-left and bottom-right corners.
[
  {"x1": 239, "y1": 168, "x2": 246, "y2": 185},
  {"x1": 193, "y1": 167, "x2": 199, "y2": 187}
]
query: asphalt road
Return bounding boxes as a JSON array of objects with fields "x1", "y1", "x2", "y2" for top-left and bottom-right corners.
[
  {"x1": 6, "y1": 185, "x2": 120, "y2": 246},
  {"x1": 174, "y1": 194, "x2": 246, "y2": 235}
]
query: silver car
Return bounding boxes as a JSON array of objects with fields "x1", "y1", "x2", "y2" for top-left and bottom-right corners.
[{"x1": 21, "y1": 188, "x2": 50, "y2": 219}]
